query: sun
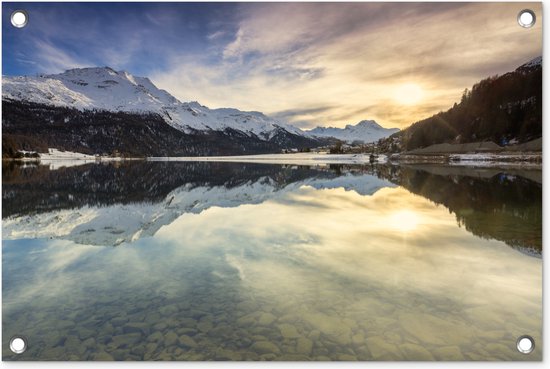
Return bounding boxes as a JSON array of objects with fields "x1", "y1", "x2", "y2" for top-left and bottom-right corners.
[
  {"x1": 389, "y1": 210, "x2": 420, "y2": 233},
  {"x1": 393, "y1": 83, "x2": 424, "y2": 105}
]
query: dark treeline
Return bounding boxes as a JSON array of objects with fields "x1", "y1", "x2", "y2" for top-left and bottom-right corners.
[
  {"x1": 392, "y1": 59, "x2": 542, "y2": 151},
  {"x1": 2, "y1": 99, "x2": 321, "y2": 158}
]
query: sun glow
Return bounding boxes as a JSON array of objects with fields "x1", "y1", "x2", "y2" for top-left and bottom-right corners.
[
  {"x1": 389, "y1": 210, "x2": 420, "y2": 233},
  {"x1": 393, "y1": 83, "x2": 424, "y2": 106}
]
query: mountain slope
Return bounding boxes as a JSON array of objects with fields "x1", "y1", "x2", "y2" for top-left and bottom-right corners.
[
  {"x1": 3, "y1": 99, "x2": 316, "y2": 157},
  {"x1": 2, "y1": 67, "x2": 325, "y2": 156},
  {"x1": 308, "y1": 120, "x2": 399, "y2": 143},
  {"x1": 396, "y1": 56, "x2": 542, "y2": 151},
  {"x1": 3, "y1": 67, "x2": 304, "y2": 138}
]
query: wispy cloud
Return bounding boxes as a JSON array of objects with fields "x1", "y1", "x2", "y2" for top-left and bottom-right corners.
[
  {"x1": 152, "y1": 2, "x2": 541, "y2": 129},
  {"x1": 4, "y1": 2, "x2": 541, "y2": 129},
  {"x1": 32, "y1": 40, "x2": 89, "y2": 73},
  {"x1": 271, "y1": 106, "x2": 336, "y2": 129},
  {"x1": 207, "y1": 30, "x2": 226, "y2": 41}
]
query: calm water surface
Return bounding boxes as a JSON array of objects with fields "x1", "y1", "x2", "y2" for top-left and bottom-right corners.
[{"x1": 2, "y1": 161, "x2": 542, "y2": 360}]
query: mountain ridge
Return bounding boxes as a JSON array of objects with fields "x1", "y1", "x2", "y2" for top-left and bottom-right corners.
[
  {"x1": 308, "y1": 119, "x2": 399, "y2": 143},
  {"x1": 3, "y1": 66, "x2": 304, "y2": 139},
  {"x1": 2, "y1": 67, "x2": 327, "y2": 156}
]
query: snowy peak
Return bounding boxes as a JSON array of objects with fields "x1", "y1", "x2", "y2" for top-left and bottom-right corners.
[
  {"x1": 52, "y1": 67, "x2": 181, "y2": 108},
  {"x1": 521, "y1": 56, "x2": 542, "y2": 69},
  {"x1": 516, "y1": 56, "x2": 542, "y2": 74},
  {"x1": 48, "y1": 67, "x2": 159, "y2": 93},
  {"x1": 308, "y1": 120, "x2": 399, "y2": 143},
  {"x1": 355, "y1": 120, "x2": 382, "y2": 129},
  {"x1": 3, "y1": 67, "x2": 303, "y2": 139},
  {"x1": 4, "y1": 67, "x2": 179, "y2": 112}
]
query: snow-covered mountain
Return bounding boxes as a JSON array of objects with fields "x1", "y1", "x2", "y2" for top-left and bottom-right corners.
[
  {"x1": 307, "y1": 120, "x2": 399, "y2": 143},
  {"x1": 3, "y1": 67, "x2": 302, "y2": 139}
]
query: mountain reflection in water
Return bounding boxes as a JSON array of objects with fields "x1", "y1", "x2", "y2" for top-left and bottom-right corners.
[
  {"x1": 2, "y1": 161, "x2": 542, "y2": 254},
  {"x1": 2, "y1": 161, "x2": 542, "y2": 361}
]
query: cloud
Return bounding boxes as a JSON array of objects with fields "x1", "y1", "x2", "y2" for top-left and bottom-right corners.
[
  {"x1": 152, "y1": 2, "x2": 541, "y2": 129},
  {"x1": 5, "y1": 2, "x2": 541, "y2": 130},
  {"x1": 271, "y1": 106, "x2": 336, "y2": 129},
  {"x1": 32, "y1": 40, "x2": 89, "y2": 73},
  {"x1": 271, "y1": 106, "x2": 335, "y2": 119},
  {"x1": 207, "y1": 30, "x2": 226, "y2": 40}
]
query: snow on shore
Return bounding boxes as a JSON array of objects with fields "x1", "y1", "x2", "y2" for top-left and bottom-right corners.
[
  {"x1": 31, "y1": 149, "x2": 130, "y2": 169},
  {"x1": 40, "y1": 148, "x2": 97, "y2": 160}
]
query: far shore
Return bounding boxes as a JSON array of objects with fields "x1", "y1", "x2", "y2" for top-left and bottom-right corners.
[
  {"x1": 4, "y1": 146, "x2": 542, "y2": 169},
  {"x1": 393, "y1": 152, "x2": 542, "y2": 167}
]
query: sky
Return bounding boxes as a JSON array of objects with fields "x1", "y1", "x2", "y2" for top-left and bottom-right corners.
[{"x1": 2, "y1": 2, "x2": 542, "y2": 130}]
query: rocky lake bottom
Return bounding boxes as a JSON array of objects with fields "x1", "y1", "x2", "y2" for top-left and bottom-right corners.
[{"x1": 3, "y1": 249, "x2": 541, "y2": 361}]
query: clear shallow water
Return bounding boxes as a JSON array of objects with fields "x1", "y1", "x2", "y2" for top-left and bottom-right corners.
[{"x1": 2, "y1": 162, "x2": 542, "y2": 360}]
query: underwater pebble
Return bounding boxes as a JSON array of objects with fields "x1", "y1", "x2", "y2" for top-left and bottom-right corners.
[
  {"x1": 296, "y1": 337, "x2": 313, "y2": 355},
  {"x1": 250, "y1": 341, "x2": 281, "y2": 354},
  {"x1": 147, "y1": 331, "x2": 163, "y2": 343},
  {"x1": 365, "y1": 336, "x2": 403, "y2": 360},
  {"x1": 278, "y1": 324, "x2": 300, "y2": 339},
  {"x1": 123, "y1": 322, "x2": 150, "y2": 336},
  {"x1": 92, "y1": 351, "x2": 114, "y2": 361},
  {"x1": 258, "y1": 312, "x2": 277, "y2": 326},
  {"x1": 399, "y1": 343, "x2": 435, "y2": 360},
  {"x1": 110, "y1": 333, "x2": 142, "y2": 348},
  {"x1": 111, "y1": 317, "x2": 129, "y2": 327},
  {"x1": 178, "y1": 335, "x2": 197, "y2": 348},
  {"x1": 164, "y1": 331, "x2": 178, "y2": 346},
  {"x1": 432, "y1": 345, "x2": 464, "y2": 361}
]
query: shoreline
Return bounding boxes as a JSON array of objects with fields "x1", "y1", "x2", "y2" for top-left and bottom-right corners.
[
  {"x1": 4, "y1": 151, "x2": 542, "y2": 169},
  {"x1": 392, "y1": 152, "x2": 541, "y2": 168}
]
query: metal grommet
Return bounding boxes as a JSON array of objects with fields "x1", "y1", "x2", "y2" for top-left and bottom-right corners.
[
  {"x1": 11, "y1": 10, "x2": 28, "y2": 28},
  {"x1": 516, "y1": 335, "x2": 535, "y2": 354},
  {"x1": 517, "y1": 9, "x2": 536, "y2": 28},
  {"x1": 9, "y1": 336, "x2": 28, "y2": 354}
]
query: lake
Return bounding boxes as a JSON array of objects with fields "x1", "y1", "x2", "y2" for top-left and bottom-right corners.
[{"x1": 2, "y1": 161, "x2": 542, "y2": 361}]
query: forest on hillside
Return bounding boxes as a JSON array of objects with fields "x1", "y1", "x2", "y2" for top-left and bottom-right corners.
[
  {"x1": 2, "y1": 100, "x2": 320, "y2": 158},
  {"x1": 390, "y1": 61, "x2": 542, "y2": 151}
]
